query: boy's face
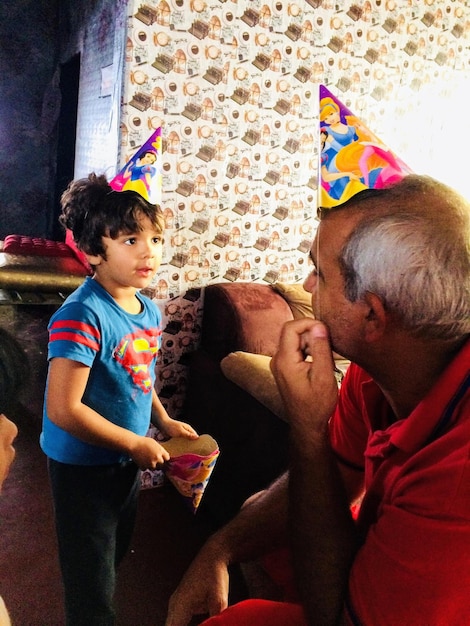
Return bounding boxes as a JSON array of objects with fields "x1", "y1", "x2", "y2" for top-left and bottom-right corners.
[{"x1": 87, "y1": 214, "x2": 163, "y2": 294}]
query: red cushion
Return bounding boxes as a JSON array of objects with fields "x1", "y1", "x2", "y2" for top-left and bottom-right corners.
[{"x1": 3, "y1": 235, "x2": 74, "y2": 258}]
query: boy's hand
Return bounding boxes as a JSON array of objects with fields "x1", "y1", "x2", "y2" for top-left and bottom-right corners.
[
  {"x1": 160, "y1": 419, "x2": 199, "y2": 440},
  {"x1": 128, "y1": 435, "x2": 171, "y2": 470}
]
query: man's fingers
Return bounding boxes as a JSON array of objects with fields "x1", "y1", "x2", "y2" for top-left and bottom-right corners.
[
  {"x1": 271, "y1": 319, "x2": 317, "y2": 374},
  {"x1": 300, "y1": 322, "x2": 335, "y2": 364},
  {"x1": 271, "y1": 318, "x2": 338, "y2": 421},
  {"x1": 272, "y1": 319, "x2": 333, "y2": 373}
]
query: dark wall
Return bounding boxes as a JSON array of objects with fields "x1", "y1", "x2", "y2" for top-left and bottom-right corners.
[
  {"x1": 0, "y1": 1, "x2": 60, "y2": 239},
  {"x1": 0, "y1": 0, "x2": 113, "y2": 240}
]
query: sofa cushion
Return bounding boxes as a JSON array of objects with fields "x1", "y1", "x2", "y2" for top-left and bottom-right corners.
[
  {"x1": 271, "y1": 282, "x2": 314, "y2": 319},
  {"x1": 221, "y1": 350, "x2": 351, "y2": 421},
  {"x1": 201, "y1": 283, "x2": 294, "y2": 361},
  {"x1": 220, "y1": 351, "x2": 287, "y2": 421},
  {"x1": 3, "y1": 235, "x2": 74, "y2": 257}
]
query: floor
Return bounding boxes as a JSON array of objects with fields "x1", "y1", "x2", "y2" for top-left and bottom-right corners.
[{"x1": 0, "y1": 305, "x2": 250, "y2": 626}]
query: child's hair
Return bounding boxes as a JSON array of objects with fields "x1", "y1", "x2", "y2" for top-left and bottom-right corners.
[
  {"x1": 0, "y1": 328, "x2": 29, "y2": 415},
  {"x1": 60, "y1": 173, "x2": 165, "y2": 257}
]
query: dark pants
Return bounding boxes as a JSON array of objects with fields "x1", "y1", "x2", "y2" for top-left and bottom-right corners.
[{"x1": 48, "y1": 458, "x2": 141, "y2": 626}]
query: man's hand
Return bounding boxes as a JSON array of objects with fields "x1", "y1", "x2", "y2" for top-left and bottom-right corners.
[
  {"x1": 271, "y1": 318, "x2": 338, "y2": 433},
  {"x1": 165, "y1": 541, "x2": 230, "y2": 626},
  {"x1": 165, "y1": 475, "x2": 290, "y2": 625}
]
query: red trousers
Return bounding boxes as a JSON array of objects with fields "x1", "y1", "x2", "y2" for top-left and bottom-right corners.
[
  {"x1": 200, "y1": 599, "x2": 307, "y2": 626},
  {"x1": 200, "y1": 548, "x2": 307, "y2": 626}
]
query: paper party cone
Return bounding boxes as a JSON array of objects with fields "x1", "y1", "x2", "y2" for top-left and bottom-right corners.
[
  {"x1": 110, "y1": 127, "x2": 163, "y2": 205},
  {"x1": 319, "y1": 85, "x2": 412, "y2": 209},
  {"x1": 160, "y1": 434, "x2": 220, "y2": 514}
]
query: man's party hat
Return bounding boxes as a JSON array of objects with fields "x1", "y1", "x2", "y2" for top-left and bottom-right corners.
[{"x1": 319, "y1": 85, "x2": 412, "y2": 209}]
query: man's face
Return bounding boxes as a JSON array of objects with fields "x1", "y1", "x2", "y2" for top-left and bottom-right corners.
[{"x1": 303, "y1": 214, "x2": 363, "y2": 360}]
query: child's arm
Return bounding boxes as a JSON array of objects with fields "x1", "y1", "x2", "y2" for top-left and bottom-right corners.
[
  {"x1": 46, "y1": 357, "x2": 171, "y2": 469},
  {"x1": 150, "y1": 388, "x2": 199, "y2": 440}
]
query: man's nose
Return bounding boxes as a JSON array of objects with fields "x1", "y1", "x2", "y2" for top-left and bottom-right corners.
[{"x1": 303, "y1": 271, "x2": 317, "y2": 294}]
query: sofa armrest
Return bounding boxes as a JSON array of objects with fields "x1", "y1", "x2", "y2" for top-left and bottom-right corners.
[{"x1": 0, "y1": 251, "x2": 89, "y2": 292}]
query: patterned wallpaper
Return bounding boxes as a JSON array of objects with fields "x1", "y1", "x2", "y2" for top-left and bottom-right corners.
[{"x1": 116, "y1": 0, "x2": 470, "y2": 416}]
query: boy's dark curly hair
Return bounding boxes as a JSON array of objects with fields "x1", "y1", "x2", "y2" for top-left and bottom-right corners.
[{"x1": 60, "y1": 173, "x2": 165, "y2": 258}]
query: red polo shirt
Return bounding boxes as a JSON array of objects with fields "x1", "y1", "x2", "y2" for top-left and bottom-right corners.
[
  {"x1": 201, "y1": 340, "x2": 470, "y2": 626},
  {"x1": 330, "y1": 339, "x2": 470, "y2": 626}
]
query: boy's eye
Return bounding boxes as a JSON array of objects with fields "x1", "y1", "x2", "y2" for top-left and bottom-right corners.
[
  {"x1": 124, "y1": 237, "x2": 136, "y2": 245},
  {"x1": 152, "y1": 236, "x2": 162, "y2": 244}
]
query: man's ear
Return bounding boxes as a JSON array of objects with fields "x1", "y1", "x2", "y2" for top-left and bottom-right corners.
[{"x1": 363, "y1": 291, "x2": 387, "y2": 342}]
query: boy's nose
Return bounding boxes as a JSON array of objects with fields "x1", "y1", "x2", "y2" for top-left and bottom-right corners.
[{"x1": 142, "y1": 241, "x2": 155, "y2": 257}]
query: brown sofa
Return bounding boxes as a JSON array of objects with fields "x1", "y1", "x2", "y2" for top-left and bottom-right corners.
[{"x1": 181, "y1": 281, "x2": 302, "y2": 527}]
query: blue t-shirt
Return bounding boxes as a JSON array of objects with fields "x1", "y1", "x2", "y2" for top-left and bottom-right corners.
[{"x1": 40, "y1": 277, "x2": 162, "y2": 465}]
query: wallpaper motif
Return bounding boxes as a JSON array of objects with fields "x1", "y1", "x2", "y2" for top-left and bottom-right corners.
[{"x1": 118, "y1": 0, "x2": 470, "y2": 416}]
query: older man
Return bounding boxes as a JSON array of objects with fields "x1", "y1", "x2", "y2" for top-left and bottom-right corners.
[{"x1": 166, "y1": 175, "x2": 470, "y2": 626}]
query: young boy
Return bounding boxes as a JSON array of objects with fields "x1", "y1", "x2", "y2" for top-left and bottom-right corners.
[{"x1": 40, "y1": 173, "x2": 198, "y2": 626}]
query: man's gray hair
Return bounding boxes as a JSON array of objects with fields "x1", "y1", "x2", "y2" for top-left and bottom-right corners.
[{"x1": 328, "y1": 175, "x2": 470, "y2": 341}]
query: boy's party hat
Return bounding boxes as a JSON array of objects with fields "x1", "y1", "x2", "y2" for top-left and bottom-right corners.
[
  {"x1": 65, "y1": 128, "x2": 163, "y2": 269},
  {"x1": 319, "y1": 85, "x2": 412, "y2": 209},
  {"x1": 160, "y1": 434, "x2": 220, "y2": 514},
  {"x1": 110, "y1": 127, "x2": 163, "y2": 205}
]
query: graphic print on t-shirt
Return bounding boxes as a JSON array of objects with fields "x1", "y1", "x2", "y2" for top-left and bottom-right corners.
[{"x1": 113, "y1": 329, "x2": 160, "y2": 392}]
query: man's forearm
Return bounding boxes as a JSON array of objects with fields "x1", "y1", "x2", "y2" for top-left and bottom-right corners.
[
  {"x1": 289, "y1": 423, "x2": 358, "y2": 625},
  {"x1": 210, "y1": 472, "x2": 290, "y2": 566}
]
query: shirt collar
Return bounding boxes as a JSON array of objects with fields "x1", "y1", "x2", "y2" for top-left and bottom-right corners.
[{"x1": 363, "y1": 339, "x2": 470, "y2": 455}]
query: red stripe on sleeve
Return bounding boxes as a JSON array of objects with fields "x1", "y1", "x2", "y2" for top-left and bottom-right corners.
[
  {"x1": 50, "y1": 319, "x2": 100, "y2": 339},
  {"x1": 49, "y1": 331, "x2": 100, "y2": 352}
]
